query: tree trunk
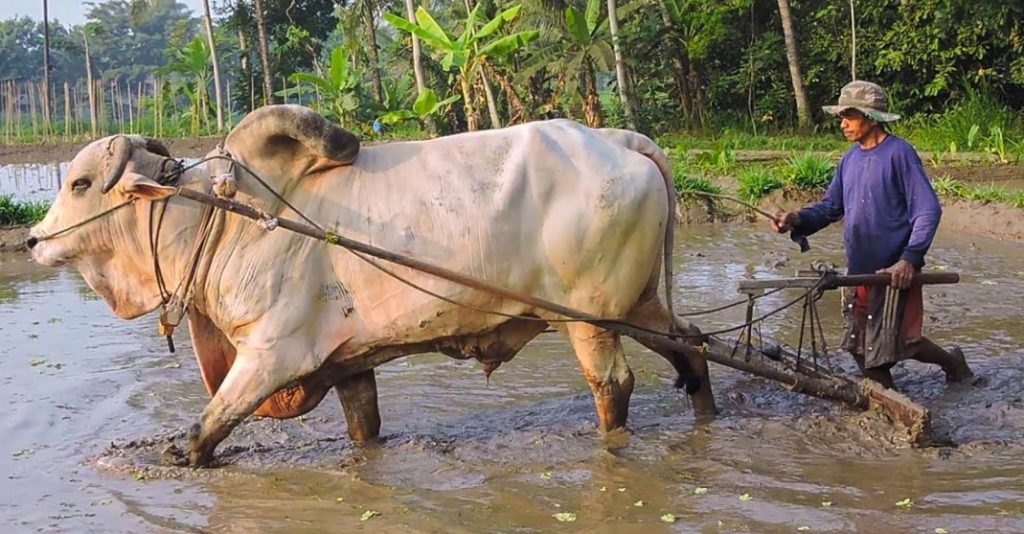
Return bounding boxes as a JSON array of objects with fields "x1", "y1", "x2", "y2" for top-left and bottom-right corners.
[
  {"x1": 404, "y1": 0, "x2": 425, "y2": 95},
  {"x1": 253, "y1": 0, "x2": 277, "y2": 105},
  {"x1": 480, "y1": 64, "x2": 501, "y2": 128},
  {"x1": 362, "y1": 0, "x2": 384, "y2": 103},
  {"x1": 82, "y1": 30, "x2": 98, "y2": 138},
  {"x1": 202, "y1": 0, "x2": 225, "y2": 130},
  {"x1": 606, "y1": 0, "x2": 637, "y2": 129},
  {"x1": 777, "y1": 0, "x2": 813, "y2": 130},
  {"x1": 459, "y1": 74, "x2": 478, "y2": 131},
  {"x1": 581, "y1": 59, "x2": 604, "y2": 127},
  {"x1": 849, "y1": 0, "x2": 857, "y2": 81},
  {"x1": 656, "y1": 0, "x2": 692, "y2": 124}
]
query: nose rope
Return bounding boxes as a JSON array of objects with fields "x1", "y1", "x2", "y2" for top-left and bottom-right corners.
[{"x1": 34, "y1": 199, "x2": 137, "y2": 243}]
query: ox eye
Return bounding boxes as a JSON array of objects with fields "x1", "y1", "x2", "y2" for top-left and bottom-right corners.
[{"x1": 71, "y1": 178, "x2": 92, "y2": 192}]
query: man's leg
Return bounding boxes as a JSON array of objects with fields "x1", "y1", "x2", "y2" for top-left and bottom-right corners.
[
  {"x1": 851, "y1": 351, "x2": 896, "y2": 389},
  {"x1": 899, "y1": 284, "x2": 974, "y2": 383},
  {"x1": 905, "y1": 338, "x2": 973, "y2": 382}
]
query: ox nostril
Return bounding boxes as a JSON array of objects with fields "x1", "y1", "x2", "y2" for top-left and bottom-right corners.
[{"x1": 26, "y1": 236, "x2": 38, "y2": 249}]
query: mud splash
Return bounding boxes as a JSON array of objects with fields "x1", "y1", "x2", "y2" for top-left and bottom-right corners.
[{"x1": 4, "y1": 223, "x2": 1024, "y2": 531}]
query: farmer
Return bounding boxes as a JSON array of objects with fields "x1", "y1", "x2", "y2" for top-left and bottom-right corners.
[{"x1": 770, "y1": 80, "x2": 973, "y2": 389}]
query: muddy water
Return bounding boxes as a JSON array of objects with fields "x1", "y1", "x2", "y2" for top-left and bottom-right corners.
[
  {"x1": 2, "y1": 223, "x2": 1024, "y2": 533},
  {"x1": 0, "y1": 162, "x2": 68, "y2": 202}
]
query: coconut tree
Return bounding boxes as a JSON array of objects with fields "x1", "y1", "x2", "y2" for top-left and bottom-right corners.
[
  {"x1": 518, "y1": 0, "x2": 613, "y2": 127},
  {"x1": 201, "y1": 0, "x2": 225, "y2": 130},
  {"x1": 605, "y1": 0, "x2": 635, "y2": 129},
  {"x1": 252, "y1": 0, "x2": 275, "y2": 105},
  {"x1": 776, "y1": 0, "x2": 812, "y2": 129}
]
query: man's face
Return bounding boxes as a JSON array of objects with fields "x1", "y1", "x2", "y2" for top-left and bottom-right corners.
[{"x1": 839, "y1": 109, "x2": 878, "y2": 142}]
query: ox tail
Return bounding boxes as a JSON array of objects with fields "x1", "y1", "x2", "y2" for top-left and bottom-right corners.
[{"x1": 596, "y1": 128, "x2": 678, "y2": 318}]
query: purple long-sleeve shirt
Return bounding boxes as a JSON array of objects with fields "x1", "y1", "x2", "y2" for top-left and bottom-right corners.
[{"x1": 793, "y1": 135, "x2": 942, "y2": 275}]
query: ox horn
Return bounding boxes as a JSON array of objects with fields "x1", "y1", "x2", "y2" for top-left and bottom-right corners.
[
  {"x1": 101, "y1": 135, "x2": 133, "y2": 193},
  {"x1": 228, "y1": 104, "x2": 360, "y2": 164}
]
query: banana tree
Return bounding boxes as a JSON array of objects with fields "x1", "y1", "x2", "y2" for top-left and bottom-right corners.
[
  {"x1": 159, "y1": 35, "x2": 212, "y2": 134},
  {"x1": 385, "y1": 4, "x2": 539, "y2": 131},
  {"x1": 379, "y1": 88, "x2": 461, "y2": 127},
  {"x1": 282, "y1": 45, "x2": 364, "y2": 126}
]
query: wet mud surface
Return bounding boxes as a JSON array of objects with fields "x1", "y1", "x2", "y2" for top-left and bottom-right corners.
[{"x1": 3, "y1": 223, "x2": 1024, "y2": 532}]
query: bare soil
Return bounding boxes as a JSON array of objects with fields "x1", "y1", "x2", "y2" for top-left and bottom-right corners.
[
  {"x1": 0, "y1": 225, "x2": 30, "y2": 253},
  {"x1": 0, "y1": 137, "x2": 225, "y2": 165}
]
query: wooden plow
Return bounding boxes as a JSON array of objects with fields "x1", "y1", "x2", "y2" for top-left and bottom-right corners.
[{"x1": 175, "y1": 187, "x2": 954, "y2": 441}]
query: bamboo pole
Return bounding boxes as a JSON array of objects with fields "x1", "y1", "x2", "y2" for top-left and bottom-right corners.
[
  {"x1": 72, "y1": 82, "x2": 81, "y2": 137},
  {"x1": 2, "y1": 80, "x2": 8, "y2": 144},
  {"x1": 83, "y1": 30, "x2": 97, "y2": 138},
  {"x1": 63, "y1": 82, "x2": 71, "y2": 140},
  {"x1": 29, "y1": 82, "x2": 39, "y2": 138},
  {"x1": 137, "y1": 82, "x2": 144, "y2": 136},
  {"x1": 41, "y1": 81, "x2": 52, "y2": 140},
  {"x1": 127, "y1": 81, "x2": 134, "y2": 133}
]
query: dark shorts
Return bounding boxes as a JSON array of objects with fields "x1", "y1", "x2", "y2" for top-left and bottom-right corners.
[{"x1": 841, "y1": 284, "x2": 924, "y2": 369}]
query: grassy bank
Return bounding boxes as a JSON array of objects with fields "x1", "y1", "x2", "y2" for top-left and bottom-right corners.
[
  {"x1": 668, "y1": 149, "x2": 1024, "y2": 216},
  {"x1": 0, "y1": 195, "x2": 49, "y2": 226}
]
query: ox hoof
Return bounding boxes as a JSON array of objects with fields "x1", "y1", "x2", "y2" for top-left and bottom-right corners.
[{"x1": 186, "y1": 423, "x2": 215, "y2": 467}]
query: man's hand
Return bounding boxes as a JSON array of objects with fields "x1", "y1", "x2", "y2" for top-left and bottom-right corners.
[
  {"x1": 877, "y1": 259, "x2": 915, "y2": 289},
  {"x1": 770, "y1": 212, "x2": 800, "y2": 233}
]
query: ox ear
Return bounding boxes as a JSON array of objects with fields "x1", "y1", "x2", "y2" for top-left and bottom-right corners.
[{"x1": 119, "y1": 172, "x2": 176, "y2": 201}]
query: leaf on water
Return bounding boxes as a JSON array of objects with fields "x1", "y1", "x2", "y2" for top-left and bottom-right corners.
[
  {"x1": 11, "y1": 449, "x2": 33, "y2": 458},
  {"x1": 540, "y1": 472, "x2": 552, "y2": 480},
  {"x1": 895, "y1": 498, "x2": 913, "y2": 508},
  {"x1": 553, "y1": 512, "x2": 576, "y2": 522},
  {"x1": 693, "y1": 487, "x2": 708, "y2": 495},
  {"x1": 797, "y1": 527, "x2": 810, "y2": 532},
  {"x1": 660, "y1": 514, "x2": 677, "y2": 523},
  {"x1": 336, "y1": 497, "x2": 344, "y2": 503},
  {"x1": 46, "y1": 362, "x2": 62, "y2": 369},
  {"x1": 99, "y1": 499, "x2": 112, "y2": 506},
  {"x1": 360, "y1": 510, "x2": 380, "y2": 521},
  {"x1": 633, "y1": 500, "x2": 644, "y2": 507},
  {"x1": 934, "y1": 529, "x2": 949, "y2": 534},
  {"x1": 162, "y1": 361, "x2": 181, "y2": 369},
  {"x1": 821, "y1": 501, "x2": 832, "y2": 507},
  {"x1": 48, "y1": 317, "x2": 61, "y2": 324},
  {"x1": 134, "y1": 472, "x2": 145, "y2": 482},
  {"x1": 739, "y1": 493, "x2": 752, "y2": 502},
  {"x1": 617, "y1": 487, "x2": 627, "y2": 492},
  {"x1": 599, "y1": 486, "x2": 607, "y2": 492},
  {"x1": 28, "y1": 334, "x2": 39, "y2": 340},
  {"x1": 29, "y1": 358, "x2": 46, "y2": 366}
]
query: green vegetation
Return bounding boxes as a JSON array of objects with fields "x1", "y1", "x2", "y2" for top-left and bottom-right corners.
[
  {"x1": 784, "y1": 153, "x2": 835, "y2": 191},
  {"x1": 737, "y1": 167, "x2": 784, "y2": 202},
  {"x1": 0, "y1": 195, "x2": 49, "y2": 226},
  {"x1": 1, "y1": 0, "x2": 1022, "y2": 148}
]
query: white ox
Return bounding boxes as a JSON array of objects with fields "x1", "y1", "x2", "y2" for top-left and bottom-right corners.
[{"x1": 30, "y1": 105, "x2": 715, "y2": 466}]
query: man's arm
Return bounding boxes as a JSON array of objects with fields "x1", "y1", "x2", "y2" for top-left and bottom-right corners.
[
  {"x1": 773, "y1": 166, "x2": 844, "y2": 235},
  {"x1": 897, "y1": 149, "x2": 942, "y2": 269},
  {"x1": 877, "y1": 145, "x2": 942, "y2": 288}
]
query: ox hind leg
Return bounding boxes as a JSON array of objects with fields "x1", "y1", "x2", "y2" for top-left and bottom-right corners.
[
  {"x1": 626, "y1": 298, "x2": 717, "y2": 416},
  {"x1": 564, "y1": 322, "x2": 635, "y2": 432},
  {"x1": 334, "y1": 369, "x2": 381, "y2": 443}
]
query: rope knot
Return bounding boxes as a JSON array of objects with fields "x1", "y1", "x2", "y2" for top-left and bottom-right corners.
[{"x1": 211, "y1": 173, "x2": 238, "y2": 198}]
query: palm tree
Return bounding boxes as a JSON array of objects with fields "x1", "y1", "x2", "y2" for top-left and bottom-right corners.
[
  {"x1": 776, "y1": 0, "x2": 812, "y2": 130},
  {"x1": 360, "y1": 0, "x2": 384, "y2": 104},
  {"x1": 201, "y1": 0, "x2": 225, "y2": 129},
  {"x1": 403, "y1": 0, "x2": 426, "y2": 95},
  {"x1": 605, "y1": 0, "x2": 636, "y2": 129},
  {"x1": 252, "y1": 0, "x2": 276, "y2": 105}
]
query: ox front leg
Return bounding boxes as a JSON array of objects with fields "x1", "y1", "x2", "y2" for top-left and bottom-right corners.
[
  {"x1": 334, "y1": 369, "x2": 382, "y2": 443},
  {"x1": 566, "y1": 323, "x2": 634, "y2": 432},
  {"x1": 187, "y1": 351, "x2": 296, "y2": 467}
]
